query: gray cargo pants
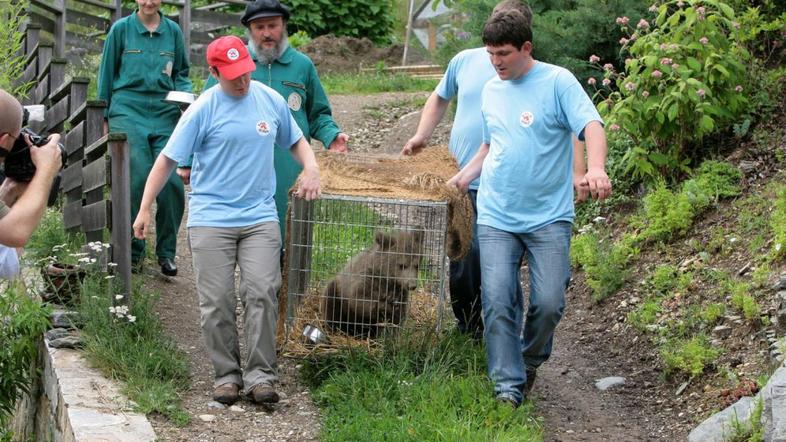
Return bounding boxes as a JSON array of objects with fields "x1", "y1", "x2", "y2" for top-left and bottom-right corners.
[{"x1": 188, "y1": 221, "x2": 281, "y2": 392}]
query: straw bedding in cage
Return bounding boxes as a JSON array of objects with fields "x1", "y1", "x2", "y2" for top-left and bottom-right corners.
[{"x1": 278, "y1": 146, "x2": 473, "y2": 354}]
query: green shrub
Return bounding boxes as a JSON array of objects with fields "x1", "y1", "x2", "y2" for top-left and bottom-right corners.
[
  {"x1": 661, "y1": 335, "x2": 720, "y2": 377},
  {"x1": 288, "y1": 30, "x2": 312, "y2": 48},
  {"x1": 0, "y1": 0, "x2": 30, "y2": 96},
  {"x1": 0, "y1": 282, "x2": 51, "y2": 429},
  {"x1": 640, "y1": 183, "x2": 695, "y2": 241},
  {"x1": 287, "y1": 0, "x2": 394, "y2": 45},
  {"x1": 596, "y1": 0, "x2": 751, "y2": 182},
  {"x1": 700, "y1": 303, "x2": 726, "y2": 325},
  {"x1": 24, "y1": 208, "x2": 85, "y2": 265},
  {"x1": 770, "y1": 185, "x2": 786, "y2": 260},
  {"x1": 628, "y1": 299, "x2": 662, "y2": 331},
  {"x1": 685, "y1": 160, "x2": 742, "y2": 203},
  {"x1": 571, "y1": 231, "x2": 638, "y2": 302}
]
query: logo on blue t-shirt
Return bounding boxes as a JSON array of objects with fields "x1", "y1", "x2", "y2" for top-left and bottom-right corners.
[
  {"x1": 519, "y1": 111, "x2": 535, "y2": 128},
  {"x1": 256, "y1": 120, "x2": 270, "y2": 136}
]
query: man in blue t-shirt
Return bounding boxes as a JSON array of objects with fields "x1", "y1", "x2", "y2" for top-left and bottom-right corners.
[
  {"x1": 133, "y1": 36, "x2": 321, "y2": 407},
  {"x1": 402, "y1": 0, "x2": 589, "y2": 340},
  {"x1": 448, "y1": 10, "x2": 611, "y2": 408}
]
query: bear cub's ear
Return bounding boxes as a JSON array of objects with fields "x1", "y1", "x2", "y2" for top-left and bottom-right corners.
[{"x1": 375, "y1": 231, "x2": 396, "y2": 250}]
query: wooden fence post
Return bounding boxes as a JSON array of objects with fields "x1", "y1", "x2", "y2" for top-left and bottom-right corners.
[
  {"x1": 181, "y1": 0, "x2": 191, "y2": 52},
  {"x1": 52, "y1": 0, "x2": 65, "y2": 57},
  {"x1": 109, "y1": 134, "x2": 131, "y2": 302}
]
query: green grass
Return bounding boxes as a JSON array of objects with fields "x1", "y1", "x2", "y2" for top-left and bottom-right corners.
[
  {"x1": 321, "y1": 72, "x2": 438, "y2": 95},
  {"x1": 309, "y1": 199, "x2": 389, "y2": 284},
  {"x1": 78, "y1": 275, "x2": 190, "y2": 425},
  {"x1": 627, "y1": 298, "x2": 661, "y2": 332},
  {"x1": 302, "y1": 330, "x2": 543, "y2": 441},
  {"x1": 24, "y1": 207, "x2": 85, "y2": 265}
]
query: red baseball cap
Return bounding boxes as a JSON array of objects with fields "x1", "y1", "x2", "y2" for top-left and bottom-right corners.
[{"x1": 206, "y1": 36, "x2": 256, "y2": 80}]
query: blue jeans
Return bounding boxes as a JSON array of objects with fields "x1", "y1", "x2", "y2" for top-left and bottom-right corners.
[
  {"x1": 479, "y1": 222, "x2": 572, "y2": 404},
  {"x1": 449, "y1": 190, "x2": 483, "y2": 336}
]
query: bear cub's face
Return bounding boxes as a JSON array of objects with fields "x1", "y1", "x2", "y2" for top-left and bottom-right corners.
[{"x1": 372, "y1": 230, "x2": 424, "y2": 291}]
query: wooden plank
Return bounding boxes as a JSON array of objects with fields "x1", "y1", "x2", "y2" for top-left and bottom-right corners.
[
  {"x1": 22, "y1": 56, "x2": 38, "y2": 86},
  {"x1": 181, "y1": 0, "x2": 190, "y2": 51},
  {"x1": 61, "y1": 162, "x2": 83, "y2": 193},
  {"x1": 82, "y1": 199, "x2": 110, "y2": 232},
  {"x1": 24, "y1": 25, "x2": 41, "y2": 54},
  {"x1": 48, "y1": 60, "x2": 67, "y2": 95},
  {"x1": 84, "y1": 102, "x2": 106, "y2": 149},
  {"x1": 73, "y1": 0, "x2": 116, "y2": 12},
  {"x1": 65, "y1": 33, "x2": 102, "y2": 53},
  {"x1": 63, "y1": 199, "x2": 83, "y2": 230},
  {"x1": 33, "y1": 74, "x2": 49, "y2": 105},
  {"x1": 84, "y1": 133, "x2": 108, "y2": 162},
  {"x1": 82, "y1": 156, "x2": 109, "y2": 193},
  {"x1": 30, "y1": 0, "x2": 63, "y2": 14},
  {"x1": 53, "y1": 0, "x2": 66, "y2": 56},
  {"x1": 65, "y1": 121, "x2": 85, "y2": 157},
  {"x1": 109, "y1": 134, "x2": 131, "y2": 300},
  {"x1": 68, "y1": 100, "x2": 87, "y2": 127},
  {"x1": 37, "y1": 46, "x2": 53, "y2": 78},
  {"x1": 191, "y1": 31, "x2": 214, "y2": 45},
  {"x1": 66, "y1": 7, "x2": 111, "y2": 31},
  {"x1": 46, "y1": 95, "x2": 70, "y2": 132},
  {"x1": 69, "y1": 79, "x2": 90, "y2": 117},
  {"x1": 29, "y1": 11, "x2": 54, "y2": 34},
  {"x1": 191, "y1": 8, "x2": 241, "y2": 27}
]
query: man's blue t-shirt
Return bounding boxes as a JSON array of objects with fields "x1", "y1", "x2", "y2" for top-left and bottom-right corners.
[
  {"x1": 162, "y1": 81, "x2": 303, "y2": 228},
  {"x1": 478, "y1": 62, "x2": 602, "y2": 233},
  {"x1": 435, "y1": 47, "x2": 496, "y2": 190}
]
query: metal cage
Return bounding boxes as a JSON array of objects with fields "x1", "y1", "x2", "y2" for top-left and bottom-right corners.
[{"x1": 284, "y1": 193, "x2": 449, "y2": 349}]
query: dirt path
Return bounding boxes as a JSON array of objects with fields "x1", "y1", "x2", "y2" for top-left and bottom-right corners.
[{"x1": 141, "y1": 92, "x2": 681, "y2": 441}]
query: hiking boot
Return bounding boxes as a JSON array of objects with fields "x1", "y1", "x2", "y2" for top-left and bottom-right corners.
[
  {"x1": 524, "y1": 368, "x2": 537, "y2": 394},
  {"x1": 213, "y1": 383, "x2": 240, "y2": 405},
  {"x1": 158, "y1": 257, "x2": 177, "y2": 276},
  {"x1": 250, "y1": 383, "x2": 279, "y2": 404}
]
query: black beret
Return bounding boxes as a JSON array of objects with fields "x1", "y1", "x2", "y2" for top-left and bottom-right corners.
[{"x1": 241, "y1": 0, "x2": 291, "y2": 26}]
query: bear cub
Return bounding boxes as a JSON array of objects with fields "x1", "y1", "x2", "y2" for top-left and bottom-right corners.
[{"x1": 321, "y1": 229, "x2": 424, "y2": 338}]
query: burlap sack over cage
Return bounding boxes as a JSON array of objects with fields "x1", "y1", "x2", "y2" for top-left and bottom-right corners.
[{"x1": 277, "y1": 146, "x2": 475, "y2": 351}]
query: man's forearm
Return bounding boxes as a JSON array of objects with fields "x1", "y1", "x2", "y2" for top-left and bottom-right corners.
[
  {"x1": 584, "y1": 121, "x2": 608, "y2": 171},
  {"x1": 415, "y1": 92, "x2": 450, "y2": 140},
  {"x1": 0, "y1": 170, "x2": 57, "y2": 247}
]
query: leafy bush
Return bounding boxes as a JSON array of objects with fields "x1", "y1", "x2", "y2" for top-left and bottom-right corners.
[
  {"x1": 0, "y1": 0, "x2": 30, "y2": 96},
  {"x1": 628, "y1": 299, "x2": 662, "y2": 331},
  {"x1": 24, "y1": 208, "x2": 85, "y2": 265},
  {"x1": 0, "y1": 282, "x2": 51, "y2": 429},
  {"x1": 286, "y1": 0, "x2": 394, "y2": 45},
  {"x1": 571, "y1": 231, "x2": 638, "y2": 302},
  {"x1": 288, "y1": 30, "x2": 312, "y2": 48},
  {"x1": 685, "y1": 160, "x2": 742, "y2": 202},
  {"x1": 770, "y1": 185, "x2": 786, "y2": 260},
  {"x1": 639, "y1": 183, "x2": 695, "y2": 241},
  {"x1": 595, "y1": 0, "x2": 751, "y2": 181},
  {"x1": 661, "y1": 335, "x2": 720, "y2": 377},
  {"x1": 700, "y1": 303, "x2": 726, "y2": 325}
]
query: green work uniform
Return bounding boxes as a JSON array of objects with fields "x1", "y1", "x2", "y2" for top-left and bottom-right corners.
[
  {"x1": 98, "y1": 11, "x2": 192, "y2": 263},
  {"x1": 200, "y1": 44, "x2": 340, "y2": 241}
]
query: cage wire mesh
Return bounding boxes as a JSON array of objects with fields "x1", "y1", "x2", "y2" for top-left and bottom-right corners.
[{"x1": 283, "y1": 193, "x2": 449, "y2": 353}]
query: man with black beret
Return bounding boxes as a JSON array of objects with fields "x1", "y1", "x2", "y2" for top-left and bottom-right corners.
[{"x1": 179, "y1": 0, "x2": 348, "y2": 244}]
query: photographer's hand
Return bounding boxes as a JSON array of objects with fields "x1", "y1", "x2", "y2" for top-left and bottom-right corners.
[
  {"x1": 0, "y1": 133, "x2": 62, "y2": 247},
  {"x1": 27, "y1": 133, "x2": 62, "y2": 178}
]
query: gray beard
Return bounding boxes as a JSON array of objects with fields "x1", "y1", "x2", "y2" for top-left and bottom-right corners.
[{"x1": 249, "y1": 32, "x2": 289, "y2": 65}]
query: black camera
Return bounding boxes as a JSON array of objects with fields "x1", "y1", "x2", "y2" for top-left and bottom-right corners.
[{"x1": 2, "y1": 111, "x2": 67, "y2": 182}]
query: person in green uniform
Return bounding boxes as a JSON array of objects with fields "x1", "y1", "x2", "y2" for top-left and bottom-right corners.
[
  {"x1": 98, "y1": 0, "x2": 192, "y2": 276},
  {"x1": 177, "y1": 0, "x2": 348, "y2": 243}
]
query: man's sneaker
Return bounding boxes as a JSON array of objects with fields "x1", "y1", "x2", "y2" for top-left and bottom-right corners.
[
  {"x1": 495, "y1": 393, "x2": 520, "y2": 409},
  {"x1": 158, "y1": 257, "x2": 177, "y2": 276},
  {"x1": 250, "y1": 383, "x2": 279, "y2": 404},
  {"x1": 213, "y1": 383, "x2": 240, "y2": 405},
  {"x1": 524, "y1": 368, "x2": 537, "y2": 394}
]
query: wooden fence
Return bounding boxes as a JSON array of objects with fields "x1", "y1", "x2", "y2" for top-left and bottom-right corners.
[
  {"x1": 20, "y1": 24, "x2": 132, "y2": 302},
  {"x1": 27, "y1": 0, "x2": 244, "y2": 66}
]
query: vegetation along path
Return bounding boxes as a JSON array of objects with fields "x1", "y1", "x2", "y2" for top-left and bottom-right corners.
[{"x1": 136, "y1": 91, "x2": 689, "y2": 441}]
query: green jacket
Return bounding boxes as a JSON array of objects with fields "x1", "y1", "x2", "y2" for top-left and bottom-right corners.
[{"x1": 98, "y1": 11, "x2": 192, "y2": 119}]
